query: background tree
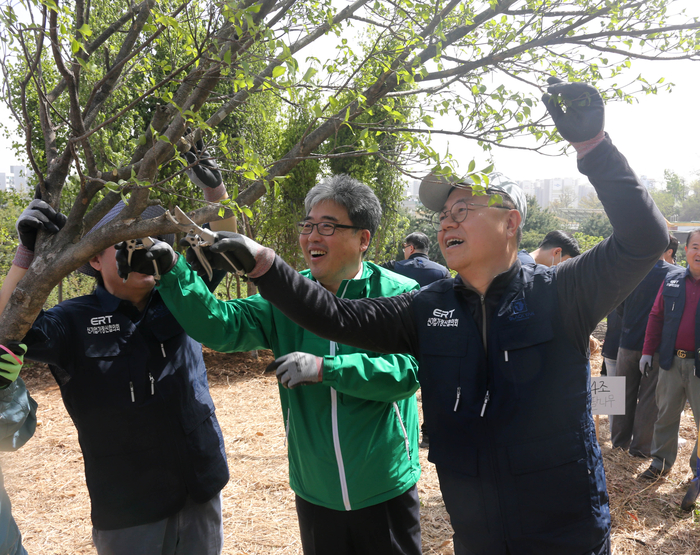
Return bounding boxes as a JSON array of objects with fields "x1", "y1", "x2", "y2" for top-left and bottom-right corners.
[
  {"x1": 1, "y1": 0, "x2": 699, "y2": 343},
  {"x1": 520, "y1": 194, "x2": 563, "y2": 252},
  {"x1": 580, "y1": 213, "x2": 614, "y2": 239}
]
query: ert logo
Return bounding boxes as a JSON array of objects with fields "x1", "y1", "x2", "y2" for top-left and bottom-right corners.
[{"x1": 90, "y1": 315, "x2": 114, "y2": 326}]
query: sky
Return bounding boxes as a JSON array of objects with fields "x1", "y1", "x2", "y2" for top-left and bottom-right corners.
[{"x1": 0, "y1": 2, "x2": 698, "y2": 186}]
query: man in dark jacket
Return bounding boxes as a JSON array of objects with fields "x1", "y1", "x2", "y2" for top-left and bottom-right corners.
[
  {"x1": 185, "y1": 78, "x2": 668, "y2": 555},
  {"x1": 611, "y1": 236, "x2": 675, "y2": 458},
  {"x1": 383, "y1": 232, "x2": 450, "y2": 287},
  {"x1": 0, "y1": 147, "x2": 234, "y2": 555},
  {"x1": 639, "y1": 229, "x2": 700, "y2": 511}
]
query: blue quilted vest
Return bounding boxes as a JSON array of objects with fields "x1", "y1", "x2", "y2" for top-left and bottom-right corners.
[{"x1": 412, "y1": 264, "x2": 610, "y2": 554}]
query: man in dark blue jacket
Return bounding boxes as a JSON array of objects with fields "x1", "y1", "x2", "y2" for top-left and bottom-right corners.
[
  {"x1": 0, "y1": 147, "x2": 234, "y2": 555},
  {"x1": 383, "y1": 232, "x2": 450, "y2": 287},
  {"x1": 180, "y1": 78, "x2": 668, "y2": 555},
  {"x1": 611, "y1": 237, "x2": 676, "y2": 457}
]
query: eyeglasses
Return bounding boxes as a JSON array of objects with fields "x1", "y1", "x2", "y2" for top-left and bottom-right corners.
[
  {"x1": 431, "y1": 199, "x2": 510, "y2": 230},
  {"x1": 402, "y1": 243, "x2": 412, "y2": 249},
  {"x1": 297, "y1": 221, "x2": 362, "y2": 236}
]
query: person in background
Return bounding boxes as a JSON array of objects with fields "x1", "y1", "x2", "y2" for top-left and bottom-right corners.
[
  {"x1": 611, "y1": 235, "x2": 675, "y2": 458},
  {"x1": 519, "y1": 230, "x2": 581, "y2": 266},
  {"x1": 382, "y1": 231, "x2": 450, "y2": 287},
  {"x1": 601, "y1": 310, "x2": 622, "y2": 377},
  {"x1": 638, "y1": 229, "x2": 700, "y2": 512},
  {"x1": 0, "y1": 142, "x2": 234, "y2": 554}
]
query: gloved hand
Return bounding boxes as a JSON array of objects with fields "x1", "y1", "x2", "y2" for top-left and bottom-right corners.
[
  {"x1": 542, "y1": 77, "x2": 605, "y2": 156},
  {"x1": 639, "y1": 354, "x2": 653, "y2": 377},
  {"x1": 16, "y1": 199, "x2": 67, "y2": 251},
  {"x1": 209, "y1": 231, "x2": 275, "y2": 278},
  {"x1": 0, "y1": 343, "x2": 27, "y2": 389},
  {"x1": 267, "y1": 352, "x2": 323, "y2": 389},
  {"x1": 115, "y1": 238, "x2": 178, "y2": 280},
  {"x1": 184, "y1": 137, "x2": 223, "y2": 191}
]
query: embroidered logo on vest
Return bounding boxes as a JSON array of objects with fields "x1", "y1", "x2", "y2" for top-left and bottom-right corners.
[
  {"x1": 508, "y1": 297, "x2": 535, "y2": 322},
  {"x1": 667, "y1": 279, "x2": 681, "y2": 288},
  {"x1": 87, "y1": 314, "x2": 121, "y2": 335},
  {"x1": 427, "y1": 308, "x2": 459, "y2": 327}
]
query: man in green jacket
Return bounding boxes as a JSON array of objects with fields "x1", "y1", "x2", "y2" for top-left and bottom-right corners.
[{"x1": 119, "y1": 174, "x2": 422, "y2": 555}]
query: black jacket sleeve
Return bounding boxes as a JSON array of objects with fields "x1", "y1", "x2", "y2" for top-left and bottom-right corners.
[
  {"x1": 255, "y1": 257, "x2": 420, "y2": 356},
  {"x1": 556, "y1": 134, "x2": 668, "y2": 352}
]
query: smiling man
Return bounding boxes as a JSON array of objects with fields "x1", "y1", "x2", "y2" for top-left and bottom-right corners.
[
  {"x1": 200, "y1": 78, "x2": 669, "y2": 554},
  {"x1": 639, "y1": 229, "x2": 700, "y2": 511},
  {"x1": 125, "y1": 175, "x2": 423, "y2": 555}
]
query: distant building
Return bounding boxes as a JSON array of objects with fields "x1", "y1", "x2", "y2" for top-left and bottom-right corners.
[{"x1": 0, "y1": 165, "x2": 31, "y2": 193}]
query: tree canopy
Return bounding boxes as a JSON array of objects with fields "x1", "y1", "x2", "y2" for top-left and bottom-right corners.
[{"x1": 0, "y1": 0, "x2": 699, "y2": 342}]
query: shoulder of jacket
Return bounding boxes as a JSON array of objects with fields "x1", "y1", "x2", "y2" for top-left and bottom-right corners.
[{"x1": 365, "y1": 261, "x2": 419, "y2": 291}]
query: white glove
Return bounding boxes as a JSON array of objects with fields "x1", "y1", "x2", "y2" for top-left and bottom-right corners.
[
  {"x1": 267, "y1": 352, "x2": 323, "y2": 389},
  {"x1": 639, "y1": 354, "x2": 653, "y2": 376}
]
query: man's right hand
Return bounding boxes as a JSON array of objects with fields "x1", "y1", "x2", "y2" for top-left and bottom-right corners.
[
  {"x1": 639, "y1": 354, "x2": 653, "y2": 376},
  {"x1": 16, "y1": 199, "x2": 67, "y2": 251},
  {"x1": 208, "y1": 231, "x2": 275, "y2": 278},
  {"x1": 115, "y1": 239, "x2": 178, "y2": 280}
]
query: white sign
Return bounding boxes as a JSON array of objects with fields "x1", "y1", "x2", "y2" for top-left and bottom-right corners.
[{"x1": 591, "y1": 376, "x2": 626, "y2": 415}]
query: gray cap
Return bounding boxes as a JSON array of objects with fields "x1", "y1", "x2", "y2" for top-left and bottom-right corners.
[
  {"x1": 419, "y1": 171, "x2": 527, "y2": 228},
  {"x1": 77, "y1": 201, "x2": 174, "y2": 276}
]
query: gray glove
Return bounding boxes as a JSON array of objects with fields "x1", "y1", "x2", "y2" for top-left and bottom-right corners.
[
  {"x1": 639, "y1": 354, "x2": 653, "y2": 377},
  {"x1": 209, "y1": 231, "x2": 274, "y2": 277},
  {"x1": 184, "y1": 138, "x2": 222, "y2": 190},
  {"x1": 115, "y1": 238, "x2": 178, "y2": 280},
  {"x1": 16, "y1": 199, "x2": 67, "y2": 250},
  {"x1": 542, "y1": 77, "x2": 605, "y2": 143},
  {"x1": 267, "y1": 352, "x2": 323, "y2": 389}
]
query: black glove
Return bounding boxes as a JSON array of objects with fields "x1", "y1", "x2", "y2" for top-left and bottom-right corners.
[
  {"x1": 16, "y1": 199, "x2": 67, "y2": 251},
  {"x1": 184, "y1": 137, "x2": 222, "y2": 190},
  {"x1": 542, "y1": 77, "x2": 604, "y2": 143},
  {"x1": 266, "y1": 352, "x2": 323, "y2": 389},
  {"x1": 115, "y1": 238, "x2": 178, "y2": 279},
  {"x1": 209, "y1": 231, "x2": 266, "y2": 275}
]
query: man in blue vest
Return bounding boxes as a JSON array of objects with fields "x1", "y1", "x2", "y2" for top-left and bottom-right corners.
[
  {"x1": 383, "y1": 232, "x2": 450, "y2": 287},
  {"x1": 0, "y1": 144, "x2": 234, "y2": 554},
  {"x1": 142, "y1": 78, "x2": 668, "y2": 554},
  {"x1": 639, "y1": 229, "x2": 700, "y2": 511},
  {"x1": 610, "y1": 235, "x2": 676, "y2": 458}
]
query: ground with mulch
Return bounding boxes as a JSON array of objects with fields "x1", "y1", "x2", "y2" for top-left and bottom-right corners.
[{"x1": 1, "y1": 347, "x2": 698, "y2": 554}]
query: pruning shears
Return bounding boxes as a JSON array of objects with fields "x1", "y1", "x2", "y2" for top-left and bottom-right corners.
[
  {"x1": 165, "y1": 206, "x2": 242, "y2": 280},
  {"x1": 123, "y1": 236, "x2": 160, "y2": 281}
]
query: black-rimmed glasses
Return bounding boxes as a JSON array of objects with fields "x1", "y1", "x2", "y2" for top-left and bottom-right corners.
[
  {"x1": 297, "y1": 221, "x2": 362, "y2": 236},
  {"x1": 431, "y1": 199, "x2": 510, "y2": 230}
]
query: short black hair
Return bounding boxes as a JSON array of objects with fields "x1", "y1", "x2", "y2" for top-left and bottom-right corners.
[
  {"x1": 404, "y1": 231, "x2": 430, "y2": 253},
  {"x1": 686, "y1": 228, "x2": 700, "y2": 248},
  {"x1": 667, "y1": 234, "x2": 679, "y2": 257},
  {"x1": 538, "y1": 230, "x2": 581, "y2": 258}
]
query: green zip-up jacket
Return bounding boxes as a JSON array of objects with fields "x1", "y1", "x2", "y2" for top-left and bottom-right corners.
[{"x1": 158, "y1": 255, "x2": 421, "y2": 511}]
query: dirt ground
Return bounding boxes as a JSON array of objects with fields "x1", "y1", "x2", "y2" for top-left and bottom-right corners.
[{"x1": 1, "y1": 348, "x2": 699, "y2": 554}]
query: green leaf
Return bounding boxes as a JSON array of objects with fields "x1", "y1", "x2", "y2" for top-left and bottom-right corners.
[{"x1": 272, "y1": 65, "x2": 286, "y2": 78}]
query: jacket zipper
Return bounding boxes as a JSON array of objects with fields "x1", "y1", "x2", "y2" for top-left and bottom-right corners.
[
  {"x1": 392, "y1": 402, "x2": 411, "y2": 460},
  {"x1": 329, "y1": 339, "x2": 351, "y2": 511},
  {"x1": 480, "y1": 294, "x2": 490, "y2": 417}
]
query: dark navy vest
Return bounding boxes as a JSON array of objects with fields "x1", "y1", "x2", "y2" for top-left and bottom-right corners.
[
  {"x1": 412, "y1": 264, "x2": 609, "y2": 554},
  {"x1": 27, "y1": 289, "x2": 229, "y2": 530},
  {"x1": 658, "y1": 267, "x2": 700, "y2": 376}
]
